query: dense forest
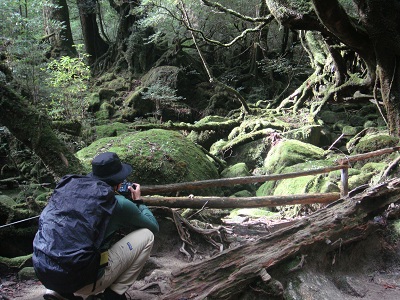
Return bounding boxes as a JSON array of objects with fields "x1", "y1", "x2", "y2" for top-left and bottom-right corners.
[
  {"x1": 1, "y1": 1, "x2": 400, "y2": 299},
  {"x1": 2, "y1": 0, "x2": 400, "y2": 172}
]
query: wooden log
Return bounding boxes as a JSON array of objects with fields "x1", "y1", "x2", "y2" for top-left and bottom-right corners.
[
  {"x1": 141, "y1": 165, "x2": 347, "y2": 195},
  {"x1": 143, "y1": 193, "x2": 340, "y2": 208},
  {"x1": 160, "y1": 178, "x2": 400, "y2": 299},
  {"x1": 336, "y1": 146, "x2": 400, "y2": 165}
]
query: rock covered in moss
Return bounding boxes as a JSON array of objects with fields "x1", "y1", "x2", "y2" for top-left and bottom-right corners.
[
  {"x1": 76, "y1": 129, "x2": 220, "y2": 195},
  {"x1": 352, "y1": 133, "x2": 399, "y2": 154},
  {"x1": 220, "y1": 163, "x2": 255, "y2": 196},
  {"x1": 257, "y1": 159, "x2": 340, "y2": 196},
  {"x1": 187, "y1": 116, "x2": 231, "y2": 149},
  {"x1": 0, "y1": 194, "x2": 16, "y2": 207},
  {"x1": 263, "y1": 139, "x2": 325, "y2": 175},
  {"x1": 18, "y1": 267, "x2": 37, "y2": 280}
]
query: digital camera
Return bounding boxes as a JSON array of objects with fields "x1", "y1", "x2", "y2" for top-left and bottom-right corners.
[{"x1": 117, "y1": 181, "x2": 136, "y2": 197}]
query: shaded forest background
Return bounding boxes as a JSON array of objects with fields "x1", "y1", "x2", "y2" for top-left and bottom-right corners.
[
  {"x1": 1, "y1": 1, "x2": 400, "y2": 299},
  {"x1": 2, "y1": 0, "x2": 400, "y2": 179}
]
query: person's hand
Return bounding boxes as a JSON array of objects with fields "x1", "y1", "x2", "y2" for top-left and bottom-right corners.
[{"x1": 128, "y1": 183, "x2": 141, "y2": 201}]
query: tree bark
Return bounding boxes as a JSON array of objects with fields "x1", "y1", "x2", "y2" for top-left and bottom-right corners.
[
  {"x1": 0, "y1": 82, "x2": 83, "y2": 180},
  {"x1": 42, "y1": 0, "x2": 77, "y2": 57},
  {"x1": 77, "y1": 0, "x2": 109, "y2": 65},
  {"x1": 161, "y1": 178, "x2": 400, "y2": 299},
  {"x1": 143, "y1": 193, "x2": 339, "y2": 208}
]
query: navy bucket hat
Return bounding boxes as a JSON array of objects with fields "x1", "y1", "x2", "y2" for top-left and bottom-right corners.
[{"x1": 89, "y1": 152, "x2": 132, "y2": 185}]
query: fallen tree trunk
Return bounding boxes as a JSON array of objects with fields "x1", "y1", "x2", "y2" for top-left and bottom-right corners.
[
  {"x1": 161, "y1": 178, "x2": 400, "y2": 300},
  {"x1": 141, "y1": 165, "x2": 346, "y2": 195},
  {"x1": 144, "y1": 192, "x2": 340, "y2": 208}
]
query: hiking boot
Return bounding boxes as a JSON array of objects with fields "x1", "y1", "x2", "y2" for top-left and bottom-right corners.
[
  {"x1": 103, "y1": 288, "x2": 127, "y2": 300},
  {"x1": 43, "y1": 289, "x2": 83, "y2": 300}
]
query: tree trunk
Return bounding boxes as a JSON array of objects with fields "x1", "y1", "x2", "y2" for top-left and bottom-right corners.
[
  {"x1": 42, "y1": 0, "x2": 77, "y2": 57},
  {"x1": 354, "y1": 0, "x2": 400, "y2": 137},
  {"x1": 0, "y1": 82, "x2": 83, "y2": 180},
  {"x1": 161, "y1": 178, "x2": 400, "y2": 299},
  {"x1": 77, "y1": 0, "x2": 109, "y2": 65}
]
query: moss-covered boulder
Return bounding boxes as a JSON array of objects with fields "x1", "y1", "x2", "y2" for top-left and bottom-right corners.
[
  {"x1": 220, "y1": 163, "x2": 255, "y2": 196},
  {"x1": 187, "y1": 116, "x2": 232, "y2": 149},
  {"x1": 263, "y1": 139, "x2": 326, "y2": 175},
  {"x1": 18, "y1": 266, "x2": 37, "y2": 280},
  {"x1": 283, "y1": 125, "x2": 328, "y2": 147},
  {"x1": 92, "y1": 122, "x2": 132, "y2": 139},
  {"x1": 0, "y1": 194, "x2": 16, "y2": 207},
  {"x1": 76, "y1": 129, "x2": 220, "y2": 195},
  {"x1": 351, "y1": 132, "x2": 399, "y2": 155},
  {"x1": 256, "y1": 159, "x2": 340, "y2": 196}
]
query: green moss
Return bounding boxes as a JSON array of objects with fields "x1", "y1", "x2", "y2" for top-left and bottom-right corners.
[
  {"x1": 18, "y1": 267, "x2": 37, "y2": 280},
  {"x1": 360, "y1": 162, "x2": 387, "y2": 173},
  {"x1": 283, "y1": 125, "x2": 323, "y2": 145},
  {"x1": 348, "y1": 172, "x2": 376, "y2": 190},
  {"x1": 256, "y1": 181, "x2": 276, "y2": 196},
  {"x1": 231, "y1": 190, "x2": 254, "y2": 197},
  {"x1": 228, "y1": 208, "x2": 278, "y2": 219},
  {"x1": 95, "y1": 102, "x2": 113, "y2": 121},
  {"x1": 87, "y1": 92, "x2": 101, "y2": 112},
  {"x1": 393, "y1": 220, "x2": 400, "y2": 236},
  {"x1": 263, "y1": 139, "x2": 325, "y2": 174},
  {"x1": 342, "y1": 125, "x2": 359, "y2": 136},
  {"x1": 221, "y1": 163, "x2": 250, "y2": 178},
  {"x1": 273, "y1": 175, "x2": 336, "y2": 195},
  {"x1": 94, "y1": 122, "x2": 131, "y2": 139},
  {"x1": 76, "y1": 129, "x2": 220, "y2": 195},
  {"x1": 353, "y1": 134, "x2": 399, "y2": 154},
  {"x1": 0, "y1": 254, "x2": 32, "y2": 268},
  {"x1": 0, "y1": 195, "x2": 16, "y2": 207}
]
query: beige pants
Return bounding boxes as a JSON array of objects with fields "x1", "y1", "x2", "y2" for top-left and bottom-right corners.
[{"x1": 76, "y1": 228, "x2": 154, "y2": 296}]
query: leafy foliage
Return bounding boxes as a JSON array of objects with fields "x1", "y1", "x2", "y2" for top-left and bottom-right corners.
[
  {"x1": 43, "y1": 45, "x2": 91, "y2": 120},
  {"x1": 141, "y1": 81, "x2": 187, "y2": 121}
]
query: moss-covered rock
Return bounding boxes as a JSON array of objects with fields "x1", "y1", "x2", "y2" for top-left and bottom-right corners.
[
  {"x1": 18, "y1": 266, "x2": 37, "y2": 280},
  {"x1": 87, "y1": 92, "x2": 101, "y2": 112},
  {"x1": 99, "y1": 89, "x2": 118, "y2": 101},
  {"x1": 257, "y1": 157, "x2": 341, "y2": 197},
  {"x1": 220, "y1": 163, "x2": 255, "y2": 196},
  {"x1": 95, "y1": 101, "x2": 114, "y2": 121},
  {"x1": 283, "y1": 125, "x2": 326, "y2": 146},
  {"x1": 0, "y1": 254, "x2": 32, "y2": 268},
  {"x1": 93, "y1": 122, "x2": 131, "y2": 139},
  {"x1": 221, "y1": 163, "x2": 250, "y2": 178},
  {"x1": 263, "y1": 139, "x2": 325, "y2": 175},
  {"x1": 352, "y1": 133, "x2": 399, "y2": 154},
  {"x1": 0, "y1": 194, "x2": 16, "y2": 207},
  {"x1": 273, "y1": 175, "x2": 339, "y2": 196},
  {"x1": 76, "y1": 129, "x2": 220, "y2": 195},
  {"x1": 187, "y1": 116, "x2": 231, "y2": 149},
  {"x1": 320, "y1": 110, "x2": 347, "y2": 124},
  {"x1": 233, "y1": 139, "x2": 272, "y2": 171}
]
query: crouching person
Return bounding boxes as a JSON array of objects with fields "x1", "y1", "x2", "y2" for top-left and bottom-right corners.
[{"x1": 33, "y1": 152, "x2": 159, "y2": 300}]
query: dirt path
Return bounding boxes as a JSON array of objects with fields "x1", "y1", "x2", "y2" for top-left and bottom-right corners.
[{"x1": 1, "y1": 215, "x2": 400, "y2": 300}]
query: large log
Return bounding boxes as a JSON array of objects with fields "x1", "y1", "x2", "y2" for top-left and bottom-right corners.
[
  {"x1": 143, "y1": 193, "x2": 340, "y2": 208},
  {"x1": 141, "y1": 165, "x2": 346, "y2": 195},
  {"x1": 160, "y1": 178, "x2": 400, "y2": 300}
]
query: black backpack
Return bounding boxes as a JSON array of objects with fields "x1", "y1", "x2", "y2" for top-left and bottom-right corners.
[{"x1": 33, "y1": 175, "x2": 116, "y2": 293}]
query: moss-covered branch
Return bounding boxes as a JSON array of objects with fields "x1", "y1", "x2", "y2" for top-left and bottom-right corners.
[
  {"x1": 133, "y1": 118, "x2": 240, "y2": 132},
  {"x1": 0, "y1": 83, "x2": 83, "y2": 180}
]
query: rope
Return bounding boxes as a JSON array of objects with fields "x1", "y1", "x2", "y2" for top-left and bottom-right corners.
[{"x1": 0, "y1": 215, "x2": 39, "y2": 229}]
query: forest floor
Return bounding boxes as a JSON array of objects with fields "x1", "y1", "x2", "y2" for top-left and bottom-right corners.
[{"x1": 1, "y1": 214, "x2": 400, "y2": 300}]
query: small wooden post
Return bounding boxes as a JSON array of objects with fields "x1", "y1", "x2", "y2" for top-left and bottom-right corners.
[{"x1": 341, "y1": 163, "x2": 349, "y2": 197}]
